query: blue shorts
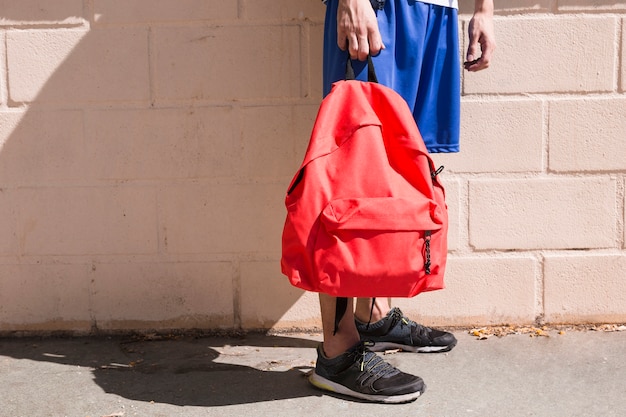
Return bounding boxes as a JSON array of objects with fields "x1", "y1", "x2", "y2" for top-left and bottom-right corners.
[{"x1": 323, "y1": 0, "x2": 461, "y2": 153}]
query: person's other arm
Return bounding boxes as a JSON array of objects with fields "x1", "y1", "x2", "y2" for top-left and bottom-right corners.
[
  {"x1": 465, "y1": 0, "x2": 496, "y2": 71},
  {"x1": 336, "y1": 0, "x2": 384, "y2": 61}
]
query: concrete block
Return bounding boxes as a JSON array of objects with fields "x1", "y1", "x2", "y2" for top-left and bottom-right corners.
[
  {"x1": 240, "y1": 261, "x2": 321, "y2": 330},
  {"x1": 440, "y1": 178, "x2": 461, "y2": 252},
  {"x1": 0, "y1": 110, "x2": 86, "y2": 185},
  {"x1": 159, "y1": 184, "x2": 236, "y2": 254},
  {"x1": 393, "y1": 256, "x2": 538, "y2": 327},
  {"x1": 0, "y1": 112, "x2": 21, "y2": 180},
  {"x1": 437, "y1": 99, "x2": 543, "y2": 173},
  {"x1": 93, "y1": 0, "x2": 237, "y2": 24},
  {"x1": 242, "y1": 0, "x2": 325, "y2": 21},
  {"x1": 0, "y1": 32, "x2": 5, "y2": 105},
  {"x1": 153, "y1": 25, "x2": 301, "y2": 101},
  {"x1": 309, "y1": 23, "x2": 325, "y2": 100},
  {"x1": 558, "y1": 0, "x2": 626, "y2": 11},
  {"x1": 7, "y1": 28, "x2": 149, "y2": 103},
  {"x1": 85, "y1": 107, "x2": 239, "y2": 180},
  {"x1": 544, "y1": 254, "x2": 626, "y2": 323},
  {"x1": 469, "y1": 178, "x2": 617, "y2": 250},
  {"x1": 0, "y1": 189, "x2": 19, "y2": 255},
  {"x1": 233, "y1": 183, "x2": 310, "y2": 255},
  {"x1": 17, "y1": 186, "x2": 158, "y2": 255},
  {"x1": 463, "y1": 16, "x2": 617, "y2": 94},
  {"x1": 549, "y1": 98, "x2": 626, "y2": 172},
  {"x1": 0, "y1": 0, "x2": 84, "y2": 25},
  {"x1": 459, "y1": 1, "x2": 552, "y2": 15},
  {"x1": 159, "y1": 183, "x2": 285, "y2": 255},
  {"x1": 240, "y1": 104, "x2": 317, "y2": 180},
  {"x1": 0, "y1": 263, "x2": 91, "y2": 332},
  {"x1": 622, "y1": 18, "x2": 626, "y2": 93},
  {"x1": 91, "y1": 261, "x2": 234, "y2": 330}
]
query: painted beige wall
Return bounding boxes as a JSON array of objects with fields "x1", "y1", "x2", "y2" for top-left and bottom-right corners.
[{"x1": 0, "y1": 1, "x2": 624, "y2": 333}]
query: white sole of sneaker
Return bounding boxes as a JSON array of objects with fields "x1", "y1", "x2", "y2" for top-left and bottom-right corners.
[
  {"x1": 309, "y1": 372, "x2": 423, "y2": 404},
  {"x1": 367, "y1": 341, "x2": 456, "y2": 353}
]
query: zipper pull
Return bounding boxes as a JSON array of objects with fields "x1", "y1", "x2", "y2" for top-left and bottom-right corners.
[
  {"x1": 424, "y1": 231, "x2": 432, "y2": 274},
  {"x1": 431, "y1": 165, "x2": 444, "y2": 180}
]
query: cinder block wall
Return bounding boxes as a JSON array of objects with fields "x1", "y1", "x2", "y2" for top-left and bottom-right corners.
[{"x1": 0, "y1": 1, "x2": 624, "y2": 334}]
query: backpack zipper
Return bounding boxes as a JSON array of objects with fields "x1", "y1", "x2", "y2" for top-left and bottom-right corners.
[{"x1": 424, "y1": 230, "x2": 432, "y2": 275}]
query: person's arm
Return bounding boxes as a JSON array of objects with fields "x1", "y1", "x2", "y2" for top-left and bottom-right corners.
[
  {"x1": 465, "y1": 0, "x2": 496, "y2": 71},
  {"x1": 336, "y1": 0, "x2": 384, "y2": 61}
]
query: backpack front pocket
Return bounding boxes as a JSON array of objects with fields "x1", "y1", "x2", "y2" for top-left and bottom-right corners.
[{"x1": 313, "y1": 197, "x2": 444, "y2": 297}]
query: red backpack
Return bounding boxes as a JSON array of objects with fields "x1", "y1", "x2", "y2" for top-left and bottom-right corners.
[{"x1": 281, "y1": 63, "x2": 448, "y2": 299}]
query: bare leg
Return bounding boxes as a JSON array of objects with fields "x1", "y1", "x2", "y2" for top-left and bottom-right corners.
[
  {"x1": 354, "y1": 297, "x2": 391, "y2": 323},
  {"x1": 319, "y1": 293, "x2": 361, "y2": 358}
]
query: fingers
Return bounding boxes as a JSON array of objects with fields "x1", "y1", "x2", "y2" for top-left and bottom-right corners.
[
  {"x1": 339, "y1": 25, "x2": 384, "y2": 61},
  {"x1": 368, "y1": 27, "x2": 385, "y2": 57},
  {"x1": 464, "y1": 40, "x2": 480, "y2": 70},
  {"x1": 343, "y1": 33, "x2": 371, "y2": 61},
  {"x1": 477, "y1": 39, "x2": 495, "y2": 69},
  {"x1": 336, "y1": 0, "x2": 384, "y2": 61},
  {"x1": 463, "y1": 40, "x2": 496, "y2": 72},
  {"x1": 464, "y1": 38, "x2": 495, "y2": 71},
  {"x1": 465, "y1": 15, "x2": 496, "y2": 72}
]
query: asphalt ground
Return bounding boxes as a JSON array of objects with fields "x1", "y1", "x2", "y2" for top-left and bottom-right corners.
[{"x1": 1, "y1": 328, "x2": 625, "y2": 417}]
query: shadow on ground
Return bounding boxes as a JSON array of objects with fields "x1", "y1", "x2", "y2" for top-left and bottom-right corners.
[{"x1": 0, "y1": 333, "x2": 321, "y2": 407}]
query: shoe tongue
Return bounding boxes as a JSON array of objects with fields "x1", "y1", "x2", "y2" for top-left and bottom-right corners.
[
  {"x1": 363, "y1": 309, "x2": 399, "y2": 336},
  {"x1": 380, "y1": 311, "x2": 399, "y2": 332}
]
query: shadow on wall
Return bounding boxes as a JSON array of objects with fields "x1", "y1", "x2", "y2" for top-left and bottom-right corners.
[{"x1": 0, "y1": 8, "x2": 311, "y2": 332}]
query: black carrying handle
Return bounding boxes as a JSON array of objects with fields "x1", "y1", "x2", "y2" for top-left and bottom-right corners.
[{"x1": 345, "y1": 54, "x2": 378, "y2": 83}]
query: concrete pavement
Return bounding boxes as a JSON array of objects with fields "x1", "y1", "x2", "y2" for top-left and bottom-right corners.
[{"x1": 1, "y1": 329, "x2": 625, "y2": 417}]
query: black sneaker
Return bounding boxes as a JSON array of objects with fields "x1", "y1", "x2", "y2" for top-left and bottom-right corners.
[
  {"x1": 309, "y1": 342, "x2": 425, "y2": 403},
  {"x1": 356, "y1": 307, "x2": 457, "y2": 353}
]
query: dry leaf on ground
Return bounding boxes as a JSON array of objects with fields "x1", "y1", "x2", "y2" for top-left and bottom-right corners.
[{"x1": 469, "y1": 323, "x2": 626, "y2": 340}]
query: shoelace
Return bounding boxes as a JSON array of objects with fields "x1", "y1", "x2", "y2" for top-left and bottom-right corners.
[
  {"x1": 388, "y1": 308, "x2": 431, "y2": 344},
  {"x1": 348, "y1": 343, "x2": 399, "y2": 386}
]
